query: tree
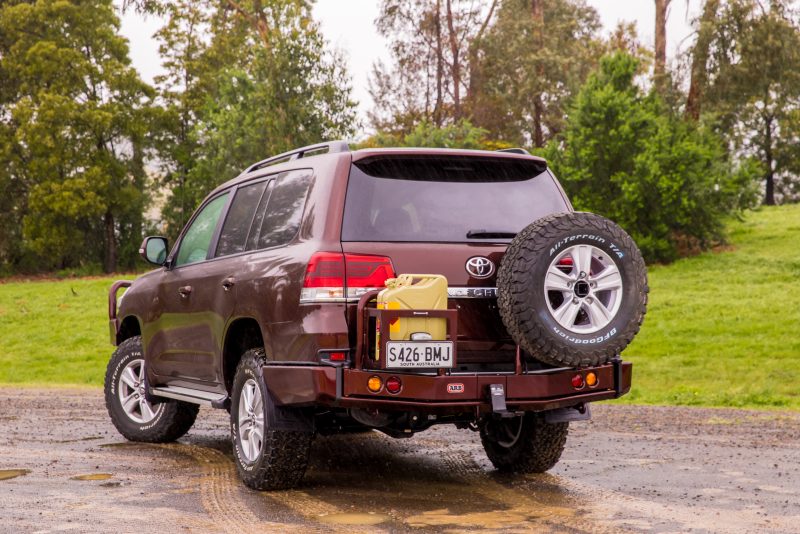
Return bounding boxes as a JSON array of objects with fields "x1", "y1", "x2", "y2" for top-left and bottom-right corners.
[
  {"x1": 685, "y1": 0, "x2": 720, "y2": 120},
  {"x1": 146, "y1": 0, "x2": 357, "y2": 238},
  {"x1": 654, "y1": 0, "x2": 671, "y2": 93},
  {"x1": 471, "y1": 0, "x2": 602, "y2": 147},
  {"x1": 369, "y1": 0, "x2": 497, "y2": 132},
  {"x1": 700, "y1": 0, "x2": 800, "y2": 205},
  {"x1": 358, "y1": 119, "x2": 500, "y2": 149},
  {"x1": 547, "y1": 52, "x2": 760, "y2": 262},
  {"x1": 0, "y1": 0, "x2": 153, "y2": 272}
]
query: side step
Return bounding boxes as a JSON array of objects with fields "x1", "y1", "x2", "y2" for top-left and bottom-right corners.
[{"x1": 151, "y1": 386, "x2": 228, "y2": 408}]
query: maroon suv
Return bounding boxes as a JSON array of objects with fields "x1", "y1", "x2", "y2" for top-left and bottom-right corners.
[{"x1": 106, "y1": 141, "x2": 647, "y2": 490}]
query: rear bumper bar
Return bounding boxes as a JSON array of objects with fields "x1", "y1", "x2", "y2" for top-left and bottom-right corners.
[{"x1": 263, "y1": 360, "x2": 632, "y2": 414}]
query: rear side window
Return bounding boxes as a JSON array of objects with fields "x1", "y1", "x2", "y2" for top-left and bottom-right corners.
[
  {"x1": 341, "y1": 156, "x2": 568, "y2": 243},
  {"x1": 252, "y1": 170, "x2": 313, "y2": 249},
  {"x1": 216, "y1": 181, "x2": 268, "y2": 257}
]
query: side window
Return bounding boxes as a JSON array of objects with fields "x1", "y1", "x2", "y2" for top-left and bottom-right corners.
[
  {"x1": 215, "y1": 181, "x2": 268, "y2": 257},
  {"x1": 174, "y1": 193, "x2": 229, "y2": 267},
  {"x1": 250, "y1": 170, "x2": 313, "y2": 250}
]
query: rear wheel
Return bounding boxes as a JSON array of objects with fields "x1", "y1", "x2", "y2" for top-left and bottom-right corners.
[
  {"x1": 105, "y1": 336, "x2": 199, "y2": 443},
  {"x1": 480, "y1": 413, "x2": 568, "y2": 473},
  {"x1": 230, "y1": 348, "x2": 314, "y2": 490}
]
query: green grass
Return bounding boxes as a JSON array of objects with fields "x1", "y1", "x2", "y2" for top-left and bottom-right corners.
[
  {"x1": 622, "y1": 204, "x2": 800, "y2": 409},
  {"x1": 0, "y1": 276, "x2": 122, "y2": 387},
  {"x1": 1, "y1": 206, "x2": 799, "y2": 409}
]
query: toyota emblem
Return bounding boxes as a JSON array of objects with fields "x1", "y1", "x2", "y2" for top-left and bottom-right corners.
[{"x1": 466, "y1": 256, "x2": 495, "y2": 279}]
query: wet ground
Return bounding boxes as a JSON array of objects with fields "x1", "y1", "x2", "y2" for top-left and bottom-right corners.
[{"x1": 1, "y1": 388, "x2": 799, "y2": 533}]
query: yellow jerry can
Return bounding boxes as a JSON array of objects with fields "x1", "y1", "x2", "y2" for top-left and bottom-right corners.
[{"x1": 377, "y1": 274, "x2": 448, "y2": 347}]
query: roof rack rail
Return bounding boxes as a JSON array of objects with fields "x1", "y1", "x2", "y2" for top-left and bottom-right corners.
[
  {"x1": 244, "y1": 140, "x2": 350, "y2": 174},
  {"x1": 496, "y1": 148, "x2": 531, "y2": 155}
]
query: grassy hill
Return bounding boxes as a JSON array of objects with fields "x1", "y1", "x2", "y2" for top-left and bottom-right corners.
[
  {"x1": 1, "y1": 205, "x2": 798, "y2": 409},
  {"x1": 623, "y1": 204, "x2": 800, "y2": 409}
]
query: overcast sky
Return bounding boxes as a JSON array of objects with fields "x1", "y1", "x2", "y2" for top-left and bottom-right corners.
[{"x1": 118, "y1": 0, "x2": 703, "y2": 136}]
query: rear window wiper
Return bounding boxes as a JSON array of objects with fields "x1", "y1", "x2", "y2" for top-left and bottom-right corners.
[{"x1": 466, "y1": 229, "x2": 518, "y2": 239}]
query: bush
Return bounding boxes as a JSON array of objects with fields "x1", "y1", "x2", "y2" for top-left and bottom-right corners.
[{"x1": 545, "y1": 52, "x2": 760, "y2": 262}]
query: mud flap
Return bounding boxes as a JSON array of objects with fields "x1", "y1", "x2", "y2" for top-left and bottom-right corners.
[
  {"x1": 544, "y1": 404, "x2": 591, "y2": 424},
  {"x1": 265, "y1": 390, "x2": 314, "y2": 432}
]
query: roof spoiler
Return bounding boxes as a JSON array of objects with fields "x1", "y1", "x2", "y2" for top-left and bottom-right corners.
[
  {"x1": 496, "y1": 148, "x2": 531, "y2": 155},
  {"x1": 244, "y1": 140, "x2": 350, "y2": 174}
]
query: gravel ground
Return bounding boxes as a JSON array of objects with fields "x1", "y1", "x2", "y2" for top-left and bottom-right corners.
[{"x1": 1, "y1": 388, "x2": 799, "y2": 533}]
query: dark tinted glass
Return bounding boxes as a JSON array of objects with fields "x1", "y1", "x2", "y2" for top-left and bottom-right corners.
[
  {"x1": 251, "y1": 170, "x2": 313, "y2": 250},
  {"x1": 215, "y1": 181, "x2": 268, "y2": 257},
  {"x1": 342, "y1": 157, "x2": 568, "y2": 243}
]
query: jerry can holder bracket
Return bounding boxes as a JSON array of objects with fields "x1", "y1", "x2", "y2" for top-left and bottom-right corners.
[{"x1": 354, "y1": 289, "x2": 458, "y2": 372}]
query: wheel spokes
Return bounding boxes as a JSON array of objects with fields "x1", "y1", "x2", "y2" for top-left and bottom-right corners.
[
  {"x1": 591, "y1": 265, "x2": 622, "y2": 292},
  {"x1": 586, "y1": 298, "x2": 612, "y2": 326},
  {"x1": 553, "y1": 298, "x2": 582, "y2": 327},
  {"x1": 545, "y1": 267, "x2": 573, "y2": 291},
  {"x1": 121, "y1": 367, "x2": 137, "y2": 389}
]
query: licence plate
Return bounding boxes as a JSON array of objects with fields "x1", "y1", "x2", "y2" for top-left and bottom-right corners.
[{"x1": 385, "y1": 341, "x2": 454, "y2": 369}]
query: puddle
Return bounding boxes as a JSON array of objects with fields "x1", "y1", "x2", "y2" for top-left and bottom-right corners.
[
  {"x1": 71, "y1": 473, "x2": 113, "y2": 481},
  {"x1": 317, "y1": 512, "x2": 390, "y2": 526},
  {"x1": 404, "y1": 505, "x2": 574, "y2": 529},
  {"x1": 0, "y1": 469, "x2": 30, "y2": 481}
]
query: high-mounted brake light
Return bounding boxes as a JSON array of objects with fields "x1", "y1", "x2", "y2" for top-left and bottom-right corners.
[{"x1": 300, "y1": 252, "x2": 395, "y2": 303}]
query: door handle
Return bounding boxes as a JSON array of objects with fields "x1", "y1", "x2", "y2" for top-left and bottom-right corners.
[
  {"x1": 222, "y1": 277, "x2": 236, "y2": 291},
  {"x1": 178, "y1": 285, "x2": 193, "y2": 297}
]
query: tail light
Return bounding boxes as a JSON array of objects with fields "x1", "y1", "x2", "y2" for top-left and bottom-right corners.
[{"x1": 300, "y1": 252, "x2": 395, "y2": 303}]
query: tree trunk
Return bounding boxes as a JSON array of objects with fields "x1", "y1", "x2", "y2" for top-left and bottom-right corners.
[
  {"x1": 764, "y1": 115, "x2": 776, "y2": 205},
  {"x1": 434, "y1": 0, "x2": 444, "y2": 126},
  {"x1": 104, "y1": 211, "x2": 117, "y2": 273},
  {"x1": 465, "y1": 0, "x2": 498, "y2": 118},
  {"x1": 531, "y1": 0, "x2": 545, "y2": 147},
  {"x1": 445, "y1": 0, "x2": 461, "y2": 120},
  {"x1": 654, "y1": 0, "x2": 671, "y2": 92},
  {"x1": 685, "y1": 0, "x2": 719, "y2": 120}
]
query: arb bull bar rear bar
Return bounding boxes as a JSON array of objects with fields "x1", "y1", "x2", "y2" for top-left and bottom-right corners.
[{"x1": 262, "y1": 290, "x2": 632, "y2": 414}]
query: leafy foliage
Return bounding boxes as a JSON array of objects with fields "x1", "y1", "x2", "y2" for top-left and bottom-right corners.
[
  {"x1": 0, "y1": 0, "x2": 153, "y2": 273},
  {"x1": 154, "y1": 0, "x2": 357, "y2": 239},
  {"x1": 547, "y1": 53, "x2": 760, "y2": 262}
]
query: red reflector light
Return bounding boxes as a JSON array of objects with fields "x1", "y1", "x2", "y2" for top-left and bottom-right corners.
[
  {"x1": 571, "y1": 374, "x2": 585, "y2": 389},
  {"x1": 329, "y1": 352, "x2": 347, "y2": 362},
  {"x1": 386, "y1": 376, "x2": 402, "y2": 394}
]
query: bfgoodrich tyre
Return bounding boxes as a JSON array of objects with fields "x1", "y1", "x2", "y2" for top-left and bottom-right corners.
[
  {"x1": 230, "y1": 348, "x2": 313, "y2": 490},
  {"x1": 481, "y1": 413, "x2": 568, "y2": 473},
  {"x1": 497, "y1": 212, "x2": 648, "y2": 368},
  {"x1": 105, "y1": 336, "x2": 199, "y2": 443}
]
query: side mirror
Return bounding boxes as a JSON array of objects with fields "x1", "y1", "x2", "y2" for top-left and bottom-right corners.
[{"x1": 139, "y1": 236, "x2": 169, "y2": 266}]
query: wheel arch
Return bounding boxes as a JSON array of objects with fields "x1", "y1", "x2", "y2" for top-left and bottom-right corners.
[
  {"x1": 222, "y1": 317, "x2": 265, "y2": 394},
  {"x1": 117, "y1": 315, "x2": 142, "y2": 345}
]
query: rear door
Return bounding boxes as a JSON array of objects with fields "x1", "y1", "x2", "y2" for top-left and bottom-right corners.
[{"x1": 340, "y1": 155, "x2": 571, "y2": 367}]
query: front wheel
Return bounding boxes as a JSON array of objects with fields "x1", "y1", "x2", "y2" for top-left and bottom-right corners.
[
  {"x1": 104, "y1": 336, "x2": 199, "y2": 442},
  {"x1": 230, "y1": 348, "x2": 313, "y2": 490},
  {"x1": 480, "y1": 413, "x2": 568, "y2": 473}
]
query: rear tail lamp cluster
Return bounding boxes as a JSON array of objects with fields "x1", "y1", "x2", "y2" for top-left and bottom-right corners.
[
  {"x1": 571, "y1": 371, "x2": 599, "y2": 390},
  {"x1": 366, "y1": 375, "x2": 403, "y2": 394},
  {"x1": 300, "y1": 252, "x2": 395, "y2": 303}
]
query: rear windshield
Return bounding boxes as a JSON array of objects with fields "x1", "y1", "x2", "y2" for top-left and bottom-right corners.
[{"x1": 341, "y1": 155, "x2": 569, "y2": 243}]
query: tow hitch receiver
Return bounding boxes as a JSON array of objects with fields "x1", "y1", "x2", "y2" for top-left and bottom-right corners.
[{"x1": 489, "y1": 384, "x2": 520, "y2": 418}]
